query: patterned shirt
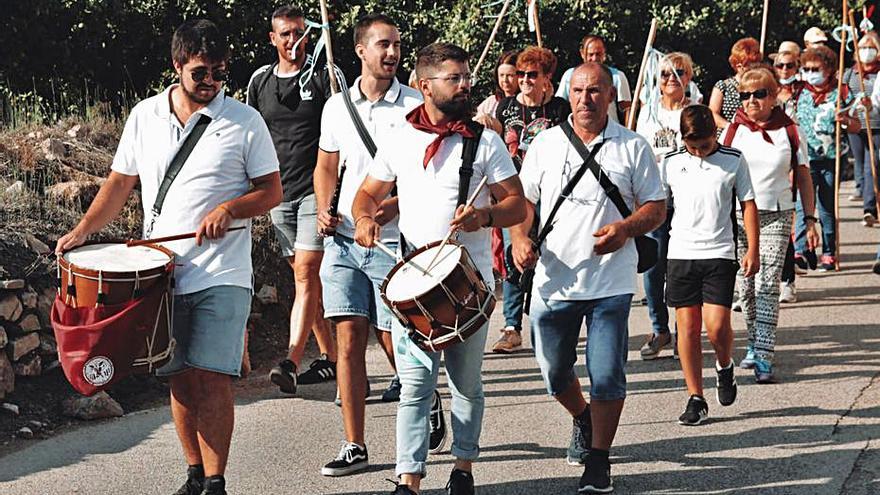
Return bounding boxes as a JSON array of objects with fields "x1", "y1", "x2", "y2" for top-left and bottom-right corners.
[
  {"x1": 796, "y1": 86, "x2": 853, "y2": 161},
  {"x1": 715, "y1": 77, "x2": 741, "y2": 122}
]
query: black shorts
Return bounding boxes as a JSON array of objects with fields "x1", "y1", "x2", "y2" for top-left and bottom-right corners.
[{"x1": 666, "y1": 258, "x2": 739, "y2": 308}]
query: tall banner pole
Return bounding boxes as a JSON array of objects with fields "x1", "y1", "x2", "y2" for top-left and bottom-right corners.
[
  {"x1": 319, "y1": 0, "x2": 340, "y2": 95},
  {"x1": 849, "y1": 9, "x2": 880, "y2": 221},
  {"x1": 472, "y1": 0, "x2": 514, "y2": 84},
  {"x1": 760, "y1": 0, "x2": 770, "y2": 56},
  {"x1": 533, "y1": 1, "x2": 543, "y2": 48},
  {"x1": 627, "y1": 18, "x2": 659, "y2": 130},
  {"x1": 833, "y1": 0, "x2": 848, "y2": 271}
]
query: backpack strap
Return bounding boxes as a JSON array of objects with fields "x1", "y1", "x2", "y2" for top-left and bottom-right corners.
[
  {"x1": 785, "y1": 123, "x2": 801, "y2": 202},
  {"x1": 457, "y1": 122, "x2": 485, "y2": 207}
]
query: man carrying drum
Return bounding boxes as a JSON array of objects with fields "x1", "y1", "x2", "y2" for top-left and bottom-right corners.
[
  {"x1": 56, "y1": 20, "x2": 282, "y2": 495},
  {"x1": 352, "y1": 43, "x2": 525, "y2": 495}
]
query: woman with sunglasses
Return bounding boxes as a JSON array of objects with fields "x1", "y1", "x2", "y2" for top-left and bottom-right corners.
[
  {"x1": 710, "y1": 37, "x2": 764, "y2": 131},
  {"x1": 843, "y1": 32, "x2": 880, "y2": 225},
  {"x1": 772, "y1": 45, "x2": 805, "y2": 117},
  {"x1": 794, "y1": 45, "x2": 859, "y2": 272},
  {"x1": 720, "y1": 67, "x2": 819, "y2": 383},
  {"x1": 475, "y1": 50, "x2": 520, "y2": 134}
]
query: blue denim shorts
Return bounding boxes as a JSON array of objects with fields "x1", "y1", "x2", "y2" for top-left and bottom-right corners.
[
  {"x1": 269, "y1": 193, "x2": 324, "y2": 256},
  {"x1": 157, "y1": 285, "x2": 251, "y2": 377},
  {"x1": 320, "y1": 234, "x2": 396, "y2": 331},
  {"x1": 530, "y1": 293, "x2": 632, "y2": 400}
]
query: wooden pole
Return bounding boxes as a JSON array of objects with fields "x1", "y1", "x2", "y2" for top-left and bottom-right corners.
[
  {"x1": 760, "y1": 0, "x2": 770, "y2": 56},
  {"x1": 627, "y1": 18, "x2": 659, "y2": 130},
  {"x1": 319, "y1": 0, "x2": 340, "y2": 94},
  {"x1": 533, "y1": 1, "x2": 544, "y2": 48},
  {"x1": 833, "y1": 0, "x2": 848, "y2": 271},
  {"x1": 849, "y1": 9, "x2": 880, "y2": 221},
  {"x1": 472, "y1": 0, "x2": 514, "y2": 84}
]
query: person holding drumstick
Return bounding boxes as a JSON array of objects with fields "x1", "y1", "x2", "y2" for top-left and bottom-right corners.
[
  {"x1": 352, "y1": 42, "x2": 525, "y2": 495},
  {"x1": 56, "y1": 20, "x2": 282, "y2": 495}
]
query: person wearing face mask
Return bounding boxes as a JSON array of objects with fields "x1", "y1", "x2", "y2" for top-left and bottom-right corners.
[
  {"x1": 843, "y1": 32, "x2": 880, "y2": 225},
  {"x1": 474, "y1": 50, "x2": 520, "y2": 134},
  {"x1": 556, "y1": 35, "x2": 633, "y2": 123},
  {"x1": 795, "y1": 45, "x2": 859, "y2": 272},
  {"x1": 720, "y1": 67, "x2": 819, "y2": 383},
  {"x1": 770, "y1": 42, "x2": 805, "y2": 117},
  {"x1": 710, "y1": 37, "x2": 764, "y2": 131}
]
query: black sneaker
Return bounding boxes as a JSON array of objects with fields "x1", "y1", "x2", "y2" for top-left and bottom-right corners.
[
  {"x1": 678, "y1": 395, "x2": 708, "y2": 426},
  {"x1": 804, "y1": 249, "x2": 818, "y2": 270},
  {"x1": 200, "y1": 476, "x2": 226, "y2": 495},
  {"x1": 172, "y1": 465, "x2": 204, "y2": 495},
  {"x1": 321, "y1": 442, "x2": 369, "y2": 476},
  {"x1": 429, "y1": 390, "x2": 447, "y2": 454},
  {"x1": 872, "y1": 259, "x2": 880, "y2": 275},
  {"x1": 382, "y1": 375, "x2": 402, "y2": 402},
  {"x1": 297, "y1": 353, "x2": 337, "y2": 384},
  {"x1": 269, "y1": 359, "x2": 297, "y2": 395},
  {"x1": 716, "y1": 362, "x2": 737, "y2": 406},
  {"x1": 446, "y1": 468, "x2": 475, "y2": 495},
  {"x1": 388, "y1": 481, "x2": 418, "y2": 494},
  {"x1": 566, "y1": 406, "x2": 592, "y2": 466},
  {"x1": 578, "y1": 455, "x2": 612, "y2": 493}
]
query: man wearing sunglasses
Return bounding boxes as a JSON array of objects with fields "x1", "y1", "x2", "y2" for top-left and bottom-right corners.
[
  {"x1": 57, "y1": 20, "x2": 282, "y2": 495},
  {"x1": 247, "y1": 5, "x2": 339, "y2": 396}
]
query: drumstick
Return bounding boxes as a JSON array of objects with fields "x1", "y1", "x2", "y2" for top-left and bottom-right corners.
[
  {"x1": 127, "y1": 226, "x2": 246, "y2": 247},
  {"x1": 426, "y1": 175, "x2": 490, "y2": 271},
  {"x1": 374, "y1": 240, "x2": 431, "y2": 276}
]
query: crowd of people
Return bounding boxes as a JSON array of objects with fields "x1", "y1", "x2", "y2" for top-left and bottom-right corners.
[{"x1": 53, "y1": 6, "x2": 880, "y2": 495}]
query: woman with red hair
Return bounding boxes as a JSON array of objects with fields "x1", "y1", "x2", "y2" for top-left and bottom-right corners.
[{"x1": 710, "y1": 37, "x2": 763, "y2": 130}]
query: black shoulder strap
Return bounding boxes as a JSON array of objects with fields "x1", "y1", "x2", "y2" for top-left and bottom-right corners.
[
  {"x1": 561, "y1": 120, "x2": 632, "y2": 219},
  {"x1": 458, "y1": 122, "x2": 485, "y2": 206},
  {"x1": 340, "y1": 77, "x2": 379, "y2": 158}
]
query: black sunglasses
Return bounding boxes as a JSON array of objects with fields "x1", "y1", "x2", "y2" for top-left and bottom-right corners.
[
  {"x1": 191, "y1": 68, "x2": 228, "y2": 83},
  {"x1": 739, "y1": 89, "x2": 770, "y2": 101},
  {"x1": 801, "y1": 66, "x2": 823, "y2": 73},
  {"x1": 660, "y1": 68, "x2": 686, "y2": 79},
  {"x1": 516, "y1": 70, "x2": 540, "y2": 79},
  {"x1": 775, "y1": 62, "x2": 797, "y2": 70}
]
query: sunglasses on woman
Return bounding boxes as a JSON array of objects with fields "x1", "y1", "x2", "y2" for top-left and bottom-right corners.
[
  {"x1": 774, "y1": 62, "x2": 797, "y2": 70},
  {"x1": 516, "y1": 70, "x2": 540, "y2": 79},
  {"x1": 801, "y1": 66, "x2": 823, "y2": 73},
  {"x1": 738, "y1": 89, "x2": 770, "y2": 101},
  {"x1": 191, "y1": 68, "x2": 228, "y2": 83},
  {"x1": 660, "y1": 68, "x2": 686, "y2": 79}
]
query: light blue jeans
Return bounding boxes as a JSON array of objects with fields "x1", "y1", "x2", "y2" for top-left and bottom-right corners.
[{"x1": 393, "y1": 319, "x2": 489, "y2": 477}]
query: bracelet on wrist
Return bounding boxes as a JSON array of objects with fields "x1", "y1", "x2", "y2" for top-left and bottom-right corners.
[
  {"x1": 218, "y1": 204, "x2": 234, "y2": 218},
  {"x1": 804, "y1": 214, "x2": 818, "y2": 223},
  {"x1": 355, "y1": 215, "x2": 374, "y2": 226}
]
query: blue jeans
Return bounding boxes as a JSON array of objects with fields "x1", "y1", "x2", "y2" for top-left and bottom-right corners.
[
  {"x1": 795, "y1": 159, "x2": 836, "y2": 255},
  {"x1": 642, "y1": 211, "x2": 672, "y2": 336},
  {"x1": 393, "y1": 320, "x2": 489, "y2": 477},
  {"x1": 849, "y1": 131, "x2": 879, "y2": 215},
  {"x1": 501, "y1": 228, "x2": 525, "y2": 330},
  {"x1": 530, "y1": 294, "x2": 632, "y2": 400}
]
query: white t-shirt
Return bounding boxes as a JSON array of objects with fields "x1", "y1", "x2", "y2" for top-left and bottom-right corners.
[
  {"x1": 111, "y1": 87, "x2": 280, "y2": 294},
  {"x1": 319, "y1": 77, "x2": 422, "y2": 242},
  {"x1": 636, "y1": 104, "x2": 684, "y2": 160},
  {"x1": 661, "y1": 146, "x2": 756, "y2": 261},
  {"x1": 719, "y1": 124, "x2": 808, "y2": 211},
  {"x1": 556, "y1": 66, "x2": 632, "y2": 123},
  {"x1": 369, "y1": 123, "x2": 517, "y2": 286},
  {"x1": 519, "y1": 118, "x2": 666, "y2": 301},
  {"x1": 476, "y1": 94, "x2": 501, "y2": 119}
]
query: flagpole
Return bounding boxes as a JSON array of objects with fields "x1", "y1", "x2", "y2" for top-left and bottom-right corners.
[
  {"x1": 472, "y1": 0, "x2": 514, "y2": 84},
  {"x1": 627, "y1": 18, "x2": 659, "y2": 129}
]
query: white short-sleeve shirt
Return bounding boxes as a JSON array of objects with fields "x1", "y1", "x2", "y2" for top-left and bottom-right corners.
[
  {"x1": 319, "y1": 77, "x2": 422, "y2": 242},
  {"x1": 111, "y1": 86, "x2": 280, "y2": 294},
  {"x1": 368, "y1": 122, "x2": 517, "y2": 285},
  {"x1": 661, "y1": 146, "x2": 756, "y2": 261},
  {"x1": 519, "y1": 118, "x2": 666, "y2": 301},
  {"x1": 556, "y1": 66, "x2": 631, "y2": 123},
  {"x1": 719, "y1": 124, "x2": 808, "y2": 211}
]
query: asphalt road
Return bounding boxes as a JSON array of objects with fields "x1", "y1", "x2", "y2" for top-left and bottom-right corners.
[{"x1": 1, "y1": 183, "x2": 878, "y2": 495}]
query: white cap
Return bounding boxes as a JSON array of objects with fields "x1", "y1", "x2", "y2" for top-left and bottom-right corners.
[{"x1": 804, "y1": 27, "x2": 829, "y2": 44}]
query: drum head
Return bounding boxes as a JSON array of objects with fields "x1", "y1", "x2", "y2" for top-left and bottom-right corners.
[
  {"x1": 384, "y1": 243, "x2": 462, "y2": 302},
  {"x1": 63, "y1": 243, "x2": 172, "y2": 272}
]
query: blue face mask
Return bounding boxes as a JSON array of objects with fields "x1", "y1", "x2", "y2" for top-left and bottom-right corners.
[
  {"x1": 779, "y1": 74, "x2": 799, "y2": 85},
  {"x1": 803, "y1": 70, "x2": 827, "y2": 86}
]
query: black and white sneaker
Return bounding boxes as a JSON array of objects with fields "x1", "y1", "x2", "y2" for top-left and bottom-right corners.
[
  {"x1": 429, "y1": 390, "x2": 447, "y2": 454},
  {"x1": 298, "y1": 353, "x2": 337, "y2": 384},
  {"x1": 321, "y1": 442, "x2": 369, "y2": 477},
  {"x1": 446, "y1": 468, "x2": 475, "y2": 495},
  {"x1": 578, "y1": 456, "x2": 613, "y2": 493},
  {"x1": 269, "y1": 359, "x2": 297, "y2": 395},
  {"x1": 716, "y1": 361, "x2": 737, "y2": 406},
  {"x1": 678, "y1": 395, "x2": 708, "y2": 426}
]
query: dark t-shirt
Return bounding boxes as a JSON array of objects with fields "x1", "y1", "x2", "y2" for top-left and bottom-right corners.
[
  {"x1": 247, "y1": 64, "x2": 333, "y2": 202},
  {"x1": 495, "y1": 95, "x2": 571, "y2": 168}
]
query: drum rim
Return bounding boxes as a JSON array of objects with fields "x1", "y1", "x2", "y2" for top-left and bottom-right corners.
[
  {"x1": 58, "y1": 240, "x2": 175, "y2": 278},
  {"x1": 380, "y1": 239, "x2": 464, "y2": 304}
]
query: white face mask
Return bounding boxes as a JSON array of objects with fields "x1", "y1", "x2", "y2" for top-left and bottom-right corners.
[
  {"x1": 779, "y1": 74, "x2": 799, "y2": 85},
  {"x1": 803, "y1": 70, "x2": 827, "y2": 86},
  {"x1": 859, "y1": 47, "x2": 878, "y2": 64}
]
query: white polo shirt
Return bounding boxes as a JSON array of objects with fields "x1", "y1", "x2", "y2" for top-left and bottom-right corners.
[
  {"x1": 661, "y1": 146, "x2": 755, "y2": 261},
  {"x1": 519, "y1": 118, "x2": 666, "y2": 301},
  {"x1": 720, "y1": 124, "x2": 808, "y2": 211},
  {"x1": 318, "y1": 77, "x2": 422, "y2": 242},
  {"x1": 368, "y1": 121, "x2": 517, "y2": 286},
  {"x1": 111, "y1": 86, "x2": 280, "y2": 294}
]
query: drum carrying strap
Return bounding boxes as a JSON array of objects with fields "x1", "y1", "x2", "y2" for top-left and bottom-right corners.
[{"x1": 145, "y1": 114, "x2": 212, "y2": 238}]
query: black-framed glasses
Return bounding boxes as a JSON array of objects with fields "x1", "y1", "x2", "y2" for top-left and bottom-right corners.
[
  {"x1": 738, "y1": 89, "x2": 770, "y2": 101},
  {"x1": 775, "y1": 62, "x2": 797, "y2": 70},
  {"x1": 426, "y1": 73, "x2": 471, "y2": 85},
  {"x1": 660, "y1": 68, "x2": 686, "y2": 80},
  {"x1": 516, "y1": 70, "x2": 540, "y2": 79},
  {"x1": 801, "y1": 66, "x2": 823, "y2": 73},
  {"x1": 191, "y1": 68, "x2": 228, "y2": 83}
]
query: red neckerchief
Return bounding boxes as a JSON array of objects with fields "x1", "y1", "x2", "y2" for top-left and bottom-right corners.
[
  {"x1": 858, "y1": 63, "x2": 880, "y2": 76},
  {"x1": 806, "y1": 79, "x2": 848, "y2": 105},
  {"x1": 406, "y1": 104, "x2": 476, "y2": 169},
  {"x1": 733, "y1": 107, "x2": 796, "y2": 145}
]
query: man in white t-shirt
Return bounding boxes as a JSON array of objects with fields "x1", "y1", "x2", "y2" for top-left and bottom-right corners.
[
  {"x1": 512, "y1": 63, "x2": 666, "y2": 494},
  {"x1": 556, "y1": 35, "x2": 632, "y2": 123},
  {"x1": 312, "y1": 13, "x2": 422, "y2": 477},
  {"x1": 56, "y1": 20, "x2": 282, "y2": 495},
  {"x1": 352, "y1": 43, "x2": 525, "y2": 495}
]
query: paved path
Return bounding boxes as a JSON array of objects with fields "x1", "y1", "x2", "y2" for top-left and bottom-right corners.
[{"x1": 2, "y1": 184, "x2": 879, "y2": 495}]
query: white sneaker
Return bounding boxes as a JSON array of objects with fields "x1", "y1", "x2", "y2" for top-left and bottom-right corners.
[
  {"x1": 779, "y1": 282, "x2": 797, "y2": 303},
  {"x1": 863, "y1": 213, "x2": 877, "y2": 227}
]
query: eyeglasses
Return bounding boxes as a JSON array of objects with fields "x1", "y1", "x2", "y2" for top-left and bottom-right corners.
[
  {"x1": 775, "y1": 62, "x2": 797, "y2": 70},
  {"x1": 191, "y1": 68, "x2": 228, "y2": 83},
  {"x1": 738, "y1": 89, "x2": 770, "y2": 101},
  {"x1": 801, "y1": 66, "x2": 823, "y2": 73},
  {"x1": 516, "y1": 70, "x2": 541, "y2": 79},
  {"x1": 660, "y1": 68, "x2": 686, "y2": 80},
  {"x1": 426, "y1": 73, "x2": 471, "y2": 85}
]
